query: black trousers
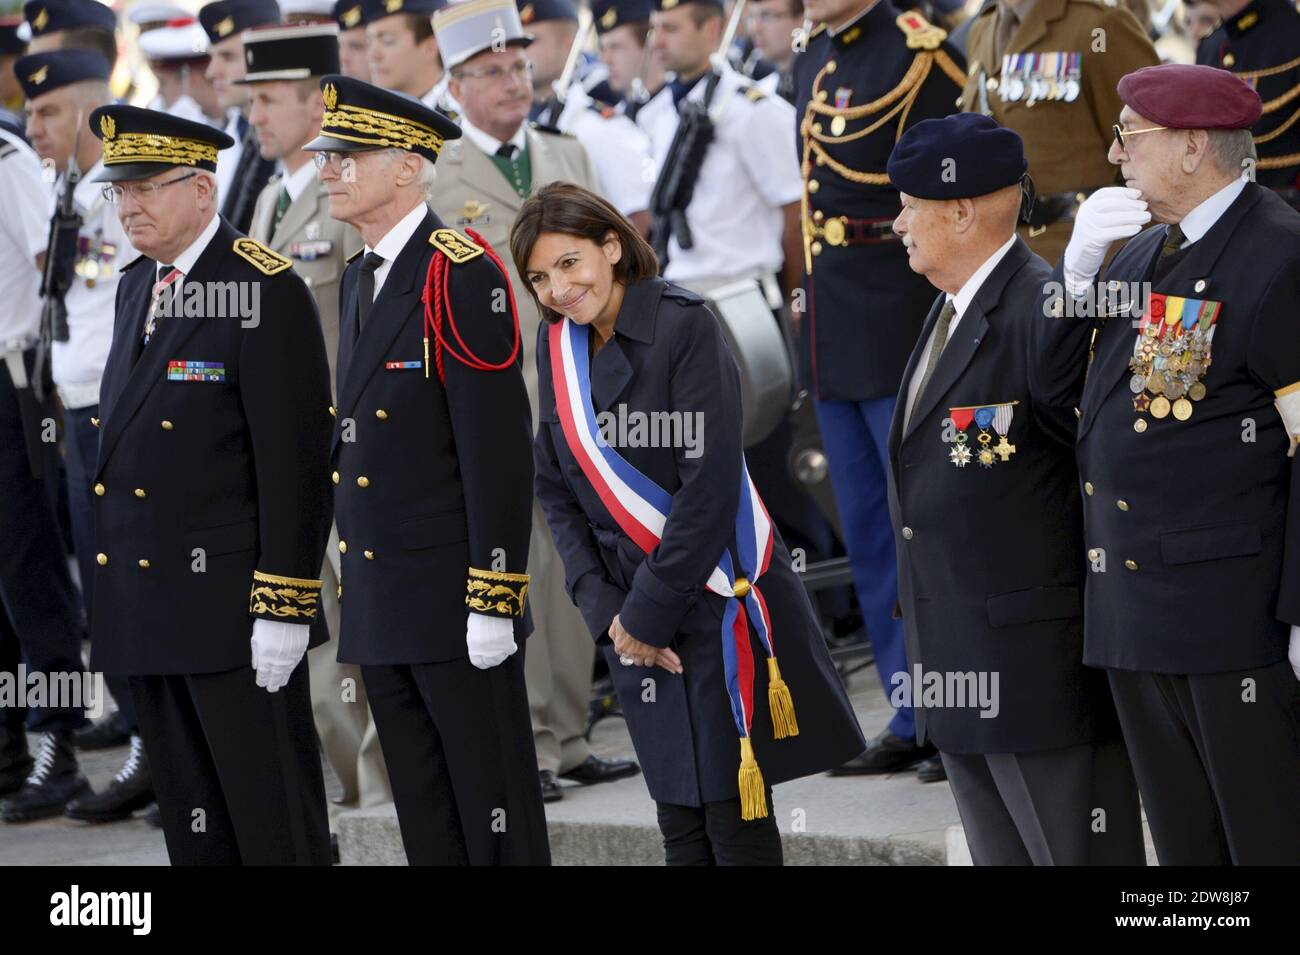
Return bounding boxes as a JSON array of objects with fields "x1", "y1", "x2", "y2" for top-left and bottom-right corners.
[
  {"x1": 655, "y1": 791, "x2": 783, "y2": 865},
  {"x1": 0, "y1": 353, "x2": 86, "y2": 735},
  {"x1": 941, "y1": 739, "x2": 1146, "y2": 865},
  {"x1": 129, "y1": 660, "x2": 330, "y2": 865},
  {"x1": 1108, "y1": 662, "x2": 1300, "y2": 865},
  {"x1": 361, "y1": 646, "x2": 551, "y2": 866}
]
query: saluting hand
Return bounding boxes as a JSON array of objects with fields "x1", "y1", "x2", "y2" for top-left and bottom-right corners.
[{"x1": 609, "y1": 615, "x2": 683, "y2": 674}]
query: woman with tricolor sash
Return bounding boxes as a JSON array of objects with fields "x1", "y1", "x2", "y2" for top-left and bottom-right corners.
[{"x1": 512, "y1": 183, "x2": 865, "y2": 865}]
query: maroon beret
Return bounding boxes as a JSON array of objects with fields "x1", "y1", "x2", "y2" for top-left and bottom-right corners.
[{"x1": 1117, "y1": 64, "x2": 1262, "y2": 130}]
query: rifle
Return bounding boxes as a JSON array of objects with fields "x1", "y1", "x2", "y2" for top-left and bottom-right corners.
[
  {"x1": 535, "y1": 7, "x2": 595, "y2": 128},
  {"x1": 34, "y1": 114, "x2": 84, "y2": 402},
  {"x1": 647, "y1": 0, "x2": 748, "y2": 267}
]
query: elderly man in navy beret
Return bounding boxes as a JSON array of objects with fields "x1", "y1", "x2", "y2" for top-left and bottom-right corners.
[
  {"x1": 1037, "y1": 63, "x2": 1300, "y2": 865},
  {"x1": 885, "y1": 113, "x2": 1146, "y2": 865}
]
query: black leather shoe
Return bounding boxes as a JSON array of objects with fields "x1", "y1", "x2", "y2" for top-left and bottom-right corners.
[
  {"x1": 65, "y1": 735, "x2": 154, "y2": 823},
  {"x1": 827, "y1": 729, "x2": 937, "y2": 776},
  {"x1": 143, "y1": 802, "x2": 163, "y2": 828},
  {"x1": 1, "y1": 731, "x2": 91, "y2": 822},
  {"x1": 539, "y1": 770, "x2": 564, "y2": 802},
  {"x1": 0, "y1": 727, "x2": 31, "y2": 797},
  {"x1": 915, "y1": 754, "x2": 947, "y2": 784},
  {"x1": 559, "y1": 754, "x2": 640, "y2": 786},
  {"x1": 74, "y1": 719, "x2": 130, "y2": 752}
]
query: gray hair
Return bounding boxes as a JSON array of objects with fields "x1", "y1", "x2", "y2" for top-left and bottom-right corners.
[
  {"x1": 383, "y1": 147, "x2": 437, "y2": 200},
  {"x1": 1207, "y1": 127, "x2": 1257, "y2": 177}
]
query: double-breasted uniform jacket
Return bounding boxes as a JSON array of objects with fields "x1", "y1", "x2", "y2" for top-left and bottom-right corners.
[
  {"x1": 959, "y1": 0, "x2": 1159, "y2": 262},
  {"x1": 792, "y1": 4, "x2": 966, "y2": 401},
  {"x1": 1197, "y1": 0, "x2": 1300, "y2": 206},
  {"x1": 90, "y1": 219, "x2": 333, "y2": 675},
  {"x1": 886, "y1": 238, "x2": 1122, "y2": 754},
  {"x1": 534, "y1": 279, "x2": 865, "y2": 806},
  {"x1": 331, "y1": 209, "x2": 533, "y2": 665},
  {"x1": 426, "y1": 125, "x2": 600, "y2": 415},
  {"x1": 1034, "y1": 183, "x2": 1300, "y2": 673},
  {"x1": 249, "y1": 173, "x2": 363, "y2": 389}
]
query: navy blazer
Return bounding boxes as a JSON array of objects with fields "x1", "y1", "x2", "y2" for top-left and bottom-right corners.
[
  {"x1": 1035, "y1": 182, "x2": 1300, "y2": 673},
  {"x1": 887, "y1": 237, "x2": 1122, "y2": 754}
]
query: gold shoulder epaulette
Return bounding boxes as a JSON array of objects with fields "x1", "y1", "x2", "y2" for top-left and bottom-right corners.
[
  {"x1": 808, "y1": 22, "x2": 826, "y2": 38},
  {"x1": 895, "y1": 10, "x2": 947, "y2": 50},
  {"x1": 233, "y1": 237, "x2": 292, "y2": 275},
  {"x1": 429, "y1": 227, "x2": 484, "y2": 264}
]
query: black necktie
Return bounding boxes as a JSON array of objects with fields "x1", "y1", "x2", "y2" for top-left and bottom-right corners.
[
  {"x1": 357, "y1": 252, "x2": 384, "y2": 333},
  {"x1": 495, "y1": 143, "x2": 517, "y2": 158}
]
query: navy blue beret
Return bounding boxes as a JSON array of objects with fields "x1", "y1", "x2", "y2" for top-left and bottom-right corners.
[
  {"x1": 358, "y1": 0, "x2": 445, "y2": 25},
  {"x1": 15, "y1": 48, "x2": 110, "y2": 99},
  {"x1": 591, "y1": 0, "x2": 653, "y2": 32},
  {"x1": 198, "y1": 0, "x2": 281, "y2": 44},
  {"x1": 23, "y1": 0, "x2": 116, "y2": 36},
  {"x1": 517, "y1": 0, "x2": 576, "y2": 24},
  {"x1": 888, "y1": 113, "x2": 1028, "y2": 200},
  {"x1": 0, "y1": 16, "x2": 27, "y2": 55}
]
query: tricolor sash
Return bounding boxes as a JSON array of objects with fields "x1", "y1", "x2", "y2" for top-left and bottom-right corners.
[{"x1": 549, "y1": 317, "x2": 798, "y2": 819}]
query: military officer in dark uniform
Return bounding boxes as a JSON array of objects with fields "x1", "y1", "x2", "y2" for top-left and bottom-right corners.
[
  {"x1": 1038, "y1": 64, "x2": 1300, "y2": 865},
  {"x1": 794, "y1": 0, "x2": 965, "y2": 779},
  {"x1": 1197, "y1": 0, "x2": 1300, "y2": 212},
  {"x1": 517, "y1": 182, "x2": 866, "y2": 865},
  {"x1": 88, "y1": 105, "x2": 333, "y2": 864},
  {"x1": 305, "y1": 75, "x2": 549, "y2": 865},
  {"x1": 199, "y1": 0, "x2": 281, "y2": 233},
  {"x1": 886, "y1": 113, "x2": 1144, "y2": 865}
]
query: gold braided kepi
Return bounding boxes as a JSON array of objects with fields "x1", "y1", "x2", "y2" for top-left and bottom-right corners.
[
  {"x1": 88, "y1": 104, "x2": 236, "y2": 182},
  {"x1": 304, "y1": 74, "x2": 462, "y2": 165}
]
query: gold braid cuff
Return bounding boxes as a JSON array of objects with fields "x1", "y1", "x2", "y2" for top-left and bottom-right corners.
[
  {"x1": 250, "y1": 571, "x2": 322, "y2": 620},
  {"x1": 465, "y1": 567, "x2": 529, "y2": 619}
]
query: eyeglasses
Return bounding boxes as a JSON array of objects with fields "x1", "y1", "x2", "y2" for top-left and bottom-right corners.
[
  {"x1": 312, "y1": 148, "x2": 382, "y2": 172},
  {"x1": 452, "y1": 60, "x2": 533, "y2": 84},
  {"x1": 101, "y1": 172, "x2": 198, "y2": 205},
  {"x1": 1112, "y1": 123, "x2": 1168, "y2": 151}
]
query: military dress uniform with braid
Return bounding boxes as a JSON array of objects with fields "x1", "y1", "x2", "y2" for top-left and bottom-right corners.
[
  {"x1": 791, "y1": 3, "x2": 965, "y2": 752},
  {"x1": 331, "y1": 209, "x2": 548, "y2": 865},
  {"x1": 959, "y1": 0, "x2": 1159, "y2": 262},
  {"x1": 1197, "y1": 0, "x2": 1300, "y2": 210}
]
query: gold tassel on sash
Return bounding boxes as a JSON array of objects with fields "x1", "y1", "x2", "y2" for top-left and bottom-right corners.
[
  {"x1": 767, "y1": 657, "x2": 800, "y2": 739},
  {"x1": 738, "y1": 737, "x2": 768, "y2": 821}
]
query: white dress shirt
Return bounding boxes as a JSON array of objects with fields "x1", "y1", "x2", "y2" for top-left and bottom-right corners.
[
  {"x1": 363, "y1": 201, "x2": 429, "y2": 299},
  {"x1": 458, "y1": 114, "x2": 527, "y2": 158},
  {"x1": 903, "y1": 233, "x2": 1017, "y2": 431},
  {"x1": 1174, "y1": 175, "x2": 1248, "y2": 247}
]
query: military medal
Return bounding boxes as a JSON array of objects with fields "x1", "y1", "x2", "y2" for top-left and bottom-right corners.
[
  {"x1": 948, "y1": 407, "x2": 975, "y2": 467},
  {"x1": 1128, "y1": 292, "x2": 1221, "y2": 427},
  {"x1": 992, "y1": 403, "x2": 1017, "y2": 461},
  {"x1": 830, "y1": 88, "x2": 851, "y2": 135},
  {"x1": 830, "y1": 116, "x2": 846, "y2": 136}
]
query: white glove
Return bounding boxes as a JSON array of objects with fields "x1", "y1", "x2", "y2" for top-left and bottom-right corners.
[
  {"x1": 467, "y1": 612, "x2": 517, "y2": 670},
  {"x1": 250, "y1": 619, "x2": 311, "y2": 693},
  {"x1": 1289, "y1": 626, "x2": 1300, "y2": 682},
  {"x1": 1062, "y1": 187, "x2": 1151, "y2": 298}
]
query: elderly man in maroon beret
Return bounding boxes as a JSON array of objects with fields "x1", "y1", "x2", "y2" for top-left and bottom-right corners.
[{"x1": 1035, "y1": 63, "x2": 1300, "y2": 865}]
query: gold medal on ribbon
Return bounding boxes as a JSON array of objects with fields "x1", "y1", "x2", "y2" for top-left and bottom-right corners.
[
  {"x1": 1150, "y1": 396, "x2": 1171, "y2": 419},
  {"x1": 830, "y1": 115, "x2": 846, "y2": 136},
  {"x1": 1172, "y1": 397, "x2": 1193, "y2": 421}
]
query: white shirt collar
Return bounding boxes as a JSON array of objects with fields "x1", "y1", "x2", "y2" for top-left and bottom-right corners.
[
  {"x1": 71, "y1": 159, "x2": 106, "y2": 211},
  {"x1": 167, "y1": 211, "x2": 221, "y2": 275},
  {"x1": 948, "y1": 233, "x2": 1017, "y2": 322},
  {"x1": 1176, "y1": 175, "x2": 1248, "y2": 246},
  {"x1": 458, "y1": 113, "x2": 527, "y2": 157},
  {"x1": 366, "y1": 200, "x2": 429, "y2": 260},
  {"x1": 281, "y1": 159, "x2": 319, "y2": 202}
]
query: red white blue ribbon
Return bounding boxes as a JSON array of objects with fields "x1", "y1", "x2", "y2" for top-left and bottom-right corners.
[{"x1": 549, "y1": 317, "x2": 777, "y2": 740}]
